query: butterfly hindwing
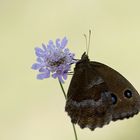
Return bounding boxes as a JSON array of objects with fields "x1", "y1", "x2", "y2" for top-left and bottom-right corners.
[{"x1": 91, "y1": 61, "x2": 140, "y2": 121}]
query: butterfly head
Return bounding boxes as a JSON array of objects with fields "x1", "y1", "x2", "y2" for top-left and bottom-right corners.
[{"x1": 76, "y1": 52, "x2": 90, "y2": 67}]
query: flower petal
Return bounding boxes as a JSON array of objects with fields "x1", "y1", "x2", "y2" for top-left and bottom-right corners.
[
  {"x1": 36, "y1": 57, "x2": 43, "y2": 63},
  {"x1": 35, "y1": 47, "x2": 45, "y2": 57},
  {"x1": 42, "y1": 43, "x2": 47, "y2": 51},
  {"x1": 39, "y1": 68, "x2": 50, "y2": 73},
  {"x1": 64, "y1": 48, "x2": 69, "y2": 53},
  {"x1": 31, "y1": 63, "x2": 41, "y2": 70},
  {"x1": 48, "y1": 40, "x2": 55, "y2": 48},
  {"x1": 60, "y1": 37, "x2": 68, "y2": 49},
  {"x1": 52, "y1": 73, "x2": 58, "y2": 79},
  {"x1": 58, "y1": 75, "x2": 64, "y2": 83},
  {"x1": 56, "y1": 38, "x2": 61, "y2": 48},
  {"x1": 63, "y1": 73, "x2": 67, "y2": 80},
  {"x1": 37, "y1": 73, "x2": 50, "y2": 80}
]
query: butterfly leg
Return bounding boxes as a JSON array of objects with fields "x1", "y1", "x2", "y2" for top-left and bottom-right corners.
[{"x1": 68, "y1": 71, "x2": 74, "y2": 75}]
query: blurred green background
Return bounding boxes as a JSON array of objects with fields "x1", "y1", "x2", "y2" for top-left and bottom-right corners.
[{"x1": 0, "y1": 0, "x2": 140, "y2": 140}]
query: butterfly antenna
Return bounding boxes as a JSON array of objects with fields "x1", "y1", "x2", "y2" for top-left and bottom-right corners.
[
  {"x1": 83, "y1": 34, "x2": 88, "y2": 54},
  {"x1": 87, "y1": 30, "x2": 91, "y2": 56}
]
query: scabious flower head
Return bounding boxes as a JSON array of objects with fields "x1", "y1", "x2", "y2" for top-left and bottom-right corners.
[{"x1": 31, "y1": 37, "x2": 76, "y2": 83}]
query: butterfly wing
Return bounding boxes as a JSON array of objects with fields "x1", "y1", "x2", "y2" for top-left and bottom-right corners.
[
  {"x1": 65, "y1": 62, "x2": 113, "y2": 130},
  {"x1": 66, "y1": 60, "x2": 140, "y2": 130},
  {"x1": 91, "y1": 61, "x2": 140, "y2": 121}
]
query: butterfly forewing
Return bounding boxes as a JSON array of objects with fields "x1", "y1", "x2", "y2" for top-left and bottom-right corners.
[{"x1": 66, "y1": 59, "x2": 113, "y2": 130}]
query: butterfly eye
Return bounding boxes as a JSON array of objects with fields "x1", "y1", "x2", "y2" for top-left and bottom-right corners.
[
  {"x1": 111, "y1": 93, "x2": 117, "y2": 105},
  {"x1": 124, "y1": 89, "x2": 132, "y2": 98}
]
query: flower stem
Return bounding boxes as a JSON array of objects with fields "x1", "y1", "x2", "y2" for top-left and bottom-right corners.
[
  {"x1": 59, "y1": 80, "x2": 67, "y2": 100},
  {"x1": 72, "y1": 123, "x2": 78, "y2": 140},
  {"x1": 58, "y1": 80, "x2": 78, "y2": 140}
]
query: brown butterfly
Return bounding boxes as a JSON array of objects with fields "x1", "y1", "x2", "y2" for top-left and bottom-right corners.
[{"x1": 65, "y1": 32, "x2": 140, "y2": 131}]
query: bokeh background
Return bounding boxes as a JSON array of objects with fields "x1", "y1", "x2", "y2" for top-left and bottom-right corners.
[{"x1": 0, "y1": 0, "x2": 140, "y2": 140}]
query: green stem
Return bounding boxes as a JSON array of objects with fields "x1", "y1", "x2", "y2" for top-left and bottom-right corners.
[
  {"x1": 59, "y1": 80, "x2": 67, "y2": 100},
  {"x1": 72, "y1": 123, "x2": 78, "y2": 140},
  {"x1": 58, "y1": 80, "x2": 78, "y2": 140}
]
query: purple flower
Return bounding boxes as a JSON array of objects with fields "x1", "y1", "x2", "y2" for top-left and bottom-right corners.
[{"x1": 31, "y1": 37, "x2": 76, "y2": 83}]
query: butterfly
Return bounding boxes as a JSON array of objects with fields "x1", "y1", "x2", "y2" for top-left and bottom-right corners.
[{"x1": 65, "y1": 31, "x2": 140, "y2": 131}]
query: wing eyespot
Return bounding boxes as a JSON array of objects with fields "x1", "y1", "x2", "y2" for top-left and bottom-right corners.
[
  {"x1": 111, "y1": 93, "x2": 117, "y2": 105},
  {"x1": 124, "y1": 89, "x2": 133, "y2": 98}
]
